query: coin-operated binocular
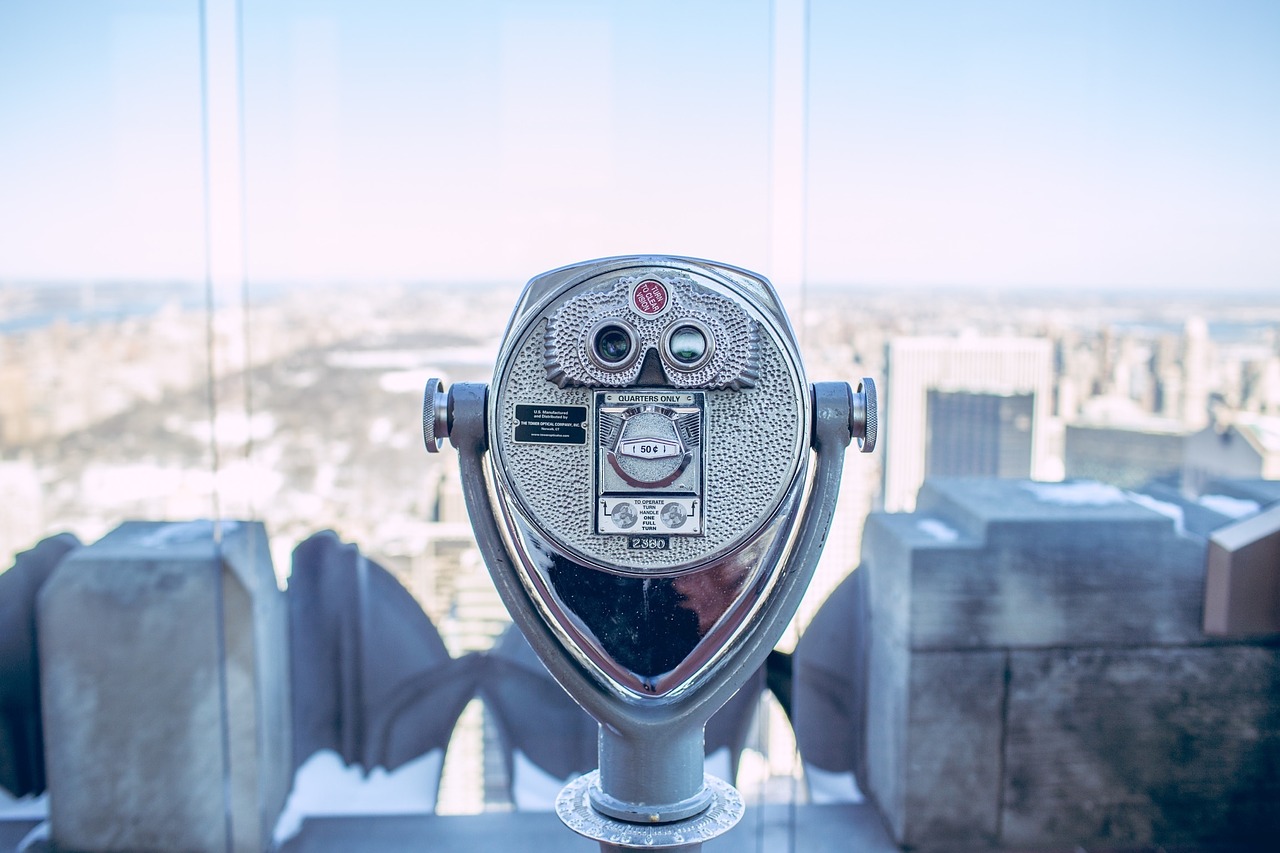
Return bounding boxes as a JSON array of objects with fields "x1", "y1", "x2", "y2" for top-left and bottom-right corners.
[{"x1": 424, "y1": 256, "x2": 875, "y2": 852}]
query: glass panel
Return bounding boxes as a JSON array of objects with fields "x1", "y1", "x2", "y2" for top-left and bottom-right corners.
[
  {"x1": 803, "y1": 0, "x2": 1280, "y2": 621},
  {"x1": 0, "y1": 1, "x2": 210, "y2": 566},
  {"x1": 238, "y1": 0, "x2": 778, "y2": 814},
  {"x1": 800, "y1": 0, "x2": 1280, "y2": 825}
]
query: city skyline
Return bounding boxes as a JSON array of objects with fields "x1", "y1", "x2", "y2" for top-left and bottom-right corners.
[
  {"x1": 3, "y1": 271, "x2": 1279, "y2": 817},
  {"x1": 5, "y1": 276, "x2": 1279, "y2": 567}
]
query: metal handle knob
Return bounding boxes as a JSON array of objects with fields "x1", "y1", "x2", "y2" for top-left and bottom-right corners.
[
  {"x1": 423, "y1": 378, "x2": 449, "y2": 452},
  {"x1": 851, "y1": 378, "x2": 877, "y2": 453}
]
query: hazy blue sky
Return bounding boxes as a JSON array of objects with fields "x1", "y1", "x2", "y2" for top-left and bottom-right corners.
[{"x1": 1, "y1": 0, "x2": 1277, "y2": 291}]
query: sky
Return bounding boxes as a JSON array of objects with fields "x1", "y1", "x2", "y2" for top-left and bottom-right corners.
[{"x1": 0, "y1": 0, "x2": 1277, "y2": 292}]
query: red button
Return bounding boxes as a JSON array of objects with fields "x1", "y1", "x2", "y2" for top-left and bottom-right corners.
[{"x1": 632, "y1": 279, "x2": 668, "y2": 316}]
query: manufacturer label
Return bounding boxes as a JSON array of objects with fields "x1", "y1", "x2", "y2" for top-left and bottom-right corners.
[{"x1": 514, "y1": 404, "x2": 587, "y2": 445}]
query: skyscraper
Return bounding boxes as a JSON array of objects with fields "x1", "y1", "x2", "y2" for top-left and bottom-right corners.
[
  {"x1": 884, "y1": 337, "x2": 1055, "y2": 512},
  {"x1": 1181, "y1": 317, "x2": 1212, "y2": 431}
]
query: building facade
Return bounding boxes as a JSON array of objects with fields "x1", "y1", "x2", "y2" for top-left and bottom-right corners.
[{"x1": 883, "y1": 337, "x2": 1055, "y2": 512}]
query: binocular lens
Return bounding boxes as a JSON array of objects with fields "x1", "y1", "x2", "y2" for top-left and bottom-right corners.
[
  {"x1": 661, "y1": 321, "x2": 714, "y2": 371},
  {"x1": 668, "y1": 326, "x2": 708, "y2": 364},
  {"x1": 594, "y1": 324, "x2": 634, "y2": 365}
]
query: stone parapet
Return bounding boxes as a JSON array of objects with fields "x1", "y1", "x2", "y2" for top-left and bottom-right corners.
[
  {"x1": 37, "y1": 521, "x2": 291, "y2": 853},
  {"x1": 863, "y1": 478, "x2": 1280, "y2": 850}
]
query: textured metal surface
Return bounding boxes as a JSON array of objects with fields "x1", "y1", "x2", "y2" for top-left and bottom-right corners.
[
  {"x1": 422, "y1": 378, "x2": 448, "y2": 452},
  {"x1": 852, "y1": 377, "x2": 877, "y2": 453},
  {"x1": 492, "y1": 267, "x2": 807, "y2": 575},
  {"x1": 544, "y1": 274, "x2": 760, "y2": 390},
  {"x1": 557, "y1": 772, "x2": 743, "y2": 849}
]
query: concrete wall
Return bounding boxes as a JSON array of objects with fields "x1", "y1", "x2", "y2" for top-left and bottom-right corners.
[
  {"x1": 862, "y1": 478, "x2": 1280, "y2": 850},
  {"x1": 1063, "y1": 424, "x2": 1185, "y2": 489},
  {"x1": 37, "y1": 521, "x2": 291, "y2": 853},
  {"x1": 1183, "y1": 425, "x2": 1265, "y2": 494}
]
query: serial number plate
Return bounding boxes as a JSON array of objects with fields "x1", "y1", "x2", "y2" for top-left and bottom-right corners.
[{"x1": 627, "y1": 535, "x2": 670, "y2": 551}]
